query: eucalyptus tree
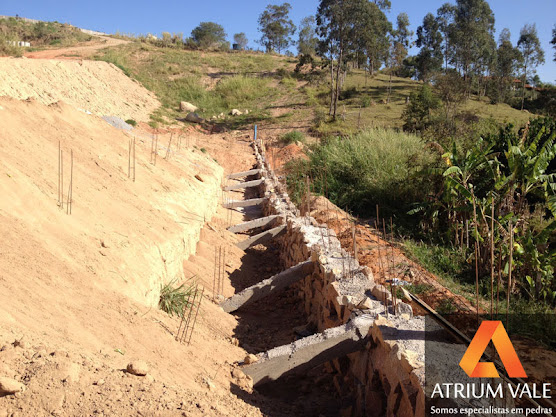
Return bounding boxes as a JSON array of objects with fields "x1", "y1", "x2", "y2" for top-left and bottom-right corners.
[
  {"x1": 493, "y1": 29, "x2": 522, "y2": 103},
  {"x1": 415, "y1": 13, "x2": 443, "y2": 82},
  {"x1": 316, "y1": 0, "x2": 390, "y2": 118},
  {"x1": 258, "y1": 3, "x2": 296, "y2": 53},
  {"x1": 517, "y1": 23, "x2": 545, "y2": 110},
  {"x1": 449, "y1": 0, "x2": 496, "y2": 95}
]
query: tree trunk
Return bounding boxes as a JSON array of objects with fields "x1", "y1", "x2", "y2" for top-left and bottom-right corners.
[
  {"x1": 329, "y1": 52, "x2": 335, "y2": 116},
  {"x1": 333, "y1": 45, "x2": 343, "y2": 120},
  {"x1": 387, "y1": 70, "x2": 393, "y2": 104},
  {"x1": 521, "y1": 63, "x2": 527, "y2": 111}
]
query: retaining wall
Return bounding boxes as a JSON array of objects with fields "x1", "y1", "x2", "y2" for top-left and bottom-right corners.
[{"x1": 252, "y1": 142, "x2": 426, "y2": 417}]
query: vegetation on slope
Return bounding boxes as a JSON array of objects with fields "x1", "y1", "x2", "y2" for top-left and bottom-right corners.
[
  {"x1": 94, "y1": 42, "x2": 294, "y2": 126},
  {"x1": 0, "y1": 17, "x2": 92, "y2": 56}
]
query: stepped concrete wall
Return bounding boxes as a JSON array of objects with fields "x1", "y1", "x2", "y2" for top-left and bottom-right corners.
[{"x1": 251, "y1": 141, "x2": 426, "y2": 417}]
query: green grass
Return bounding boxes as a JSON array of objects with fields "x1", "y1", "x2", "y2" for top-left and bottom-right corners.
[
  {"x1": 307, "y1": 71, "x2": 534, "y2": 137},
  {"x1": 94, "y1": 43, "x2": 286, "y2": 124},
  {"x1": 159, "y1": 278, "x2": 196, "y2": 317},
  {"x1": 0, "y1": 17, "x2": 92, "y2": 56},
  {"x1": 279, "y1": 130, "x2": 305, "y2": 145},
  {"x1": 287, "y1": 128, "x2": 436, "y2": 217}
]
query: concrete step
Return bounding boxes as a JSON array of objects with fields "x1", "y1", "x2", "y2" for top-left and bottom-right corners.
[
  {"x1": 223, "y1": 178, "x2": 265, "y2": 191},
  {"x1": 226, "y1": 169, "x2": 262, "y2": 179},
  {"x1": 236, "y1": 225, "x2": 286, "y2": 250},
  {"x1": 242, "y1": 315, "x2": 375, "y2": 387},
  {"x1": 220, "y1": 260, "x2": 313, "y2": 313},
  {"x1": 227, "y1": 215, "x2": 281, "y2": 234},
  {"x1": 223, "y1": 197, "x2": 266, "y2": 209}
]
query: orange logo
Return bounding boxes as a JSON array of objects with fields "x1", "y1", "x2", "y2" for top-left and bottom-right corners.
[{"x1": 459, "y1": 321, "x2": 527, "y2": 378}]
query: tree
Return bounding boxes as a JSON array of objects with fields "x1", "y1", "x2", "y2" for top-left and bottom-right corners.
[
  {"x1": 191, "y1": 22, "x2": 227, "y2": 49},
  {"x1": 393, "y1": 12, "x2": 413, "y2": 69},
  {"x1": 551, "y1": 25, "x2": 556, "y2": 62},
  {"x1": 316, "y1": 0, "x2": 390, "y2": 118},
  {"x1": 402, "y1": 84, "x2": 440, "y2": 132},
  {"x1": 436, "y1": 3, "x2": 456, "y2": 71},
  {"x1": 233, "y1": 32, "x2": 248, "y2": 50},
  {"x1": 415, "y1": 13, "x2": 443, "y2": 81},
  {"x1": 518, "y1": 23, "x2": 545, "y2": 110},
  {"x1": 371, "y1": 0, "x2": 391, "y2": 11},
  {"x1": 492, "y1": 28, "x2": 522, "y2": 103},
  {"x1": 298, "y1": 16, "x2": 318, "y2": 56},
  {"x1": 258, "y1": 3, "x2": 296, "y2": 53},
  {"x1": 449, "y1": 0, "x2": 496, "y2": 95}
]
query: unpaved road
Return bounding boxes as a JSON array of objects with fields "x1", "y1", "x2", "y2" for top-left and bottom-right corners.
[{"x1": 24, "y1": 35, "x2": 128, "y2": 59}]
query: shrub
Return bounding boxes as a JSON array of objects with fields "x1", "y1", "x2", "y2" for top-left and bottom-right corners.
[
  {"x1": 280, "y1": 76, "x2": 297, "y2": 89},
  {"x1": 402, "y1": 84, "x2": 440, "y2": 132},
  {"x1": 280, "y1": 130, "x2": 305, "y2": 144},
  {"x1": 294, "y1": 128, "x2": 435, "y2": 217},
  {"x1": 159, "y1": 279, "x2": 196, "y2": 317},
  {"x1": 125, "y1": 119, "x2": 137, "y2": 127}
]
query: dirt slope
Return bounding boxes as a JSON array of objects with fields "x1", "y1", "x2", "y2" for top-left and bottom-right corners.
[
  {"x1": 0, "y1": 97, "x2": 270, "y2": 416},
  {"x1": 24, "y1": 35, "x2": 128, "y2": 60},
  {"x1": 0, "y1": 58, "x2": 159, "y2": 121}
]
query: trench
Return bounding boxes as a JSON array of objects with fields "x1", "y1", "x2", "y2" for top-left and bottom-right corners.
[{"x1": 223, "y1": 170, "x2": 348, "y2": 416}]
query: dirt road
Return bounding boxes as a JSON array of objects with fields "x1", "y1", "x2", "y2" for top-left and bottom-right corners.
[{"x1": 24, "y1": 35, "x2": 128, "y2": 59}]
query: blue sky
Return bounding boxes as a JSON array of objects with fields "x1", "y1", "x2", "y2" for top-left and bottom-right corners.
[{"x1": 3, "y1": 0, "x2": 555, "y2": 81}]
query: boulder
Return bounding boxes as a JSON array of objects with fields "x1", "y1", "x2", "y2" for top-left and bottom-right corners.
[
  {"x1": 185, "y1": 112, "x2": 204, "y2": 124},
  {"x1": 244, "y1": 354, "x2": 258, "y2": 364},
  {"x1": 126, "y1": 361, "x2": 149, "y2": 376},
  {"x1": 0, "y1": 377, "x2": 24, "y2": 395},
  {"x1": 230, "y1": 109, "x2": 243, "y2": 116},
  {"x1": 180, "y1": 102, "x2": 198, "y2": 113}
]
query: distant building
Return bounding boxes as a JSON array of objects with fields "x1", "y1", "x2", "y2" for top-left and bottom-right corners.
[{"x1": 6, "y1": 40, "x2": 31, "y2": 47}]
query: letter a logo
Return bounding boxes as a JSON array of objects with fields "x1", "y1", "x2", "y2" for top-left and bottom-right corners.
[{"x1": 459, "y1": 320, "x2": 527, "y2": 378}]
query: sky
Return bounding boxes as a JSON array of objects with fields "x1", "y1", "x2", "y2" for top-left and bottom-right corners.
[{"x1": 3, "y1": 0, "x2": 555, "y2": 82}]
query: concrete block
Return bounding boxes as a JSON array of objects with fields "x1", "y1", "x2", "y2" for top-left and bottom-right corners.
[{"x1": 220, "y1": 260, "x2": 313, "y2": 312}]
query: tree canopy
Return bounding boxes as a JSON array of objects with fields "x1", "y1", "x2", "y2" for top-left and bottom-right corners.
[
  {"x1": 233, "y1": 32, "x2": 248, "y2": 50},
  {"x1": 258, "y1": 3, "x2": 296, "y2": 53},
  {"x1": 191, "y1": 22, "x2": 227, "y2": 49}
]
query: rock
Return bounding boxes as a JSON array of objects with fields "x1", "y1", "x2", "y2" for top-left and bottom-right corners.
[
  {"x1": 244, "y1": 109, "x2": 249, "y2": 115},
  {"x1": 395, "y1": 301, "x2": 413, "y2": 318},
  {"x1": 230, "y1": 109, "x2": 243, "y2": 116},
  {"x1": 185, "y1": 112, "x2": 204, "y2": 124},
  {"x1": 357, "y1": 297, "x2": 374, "y2": 310},
  {"x1": 180, "y1": 102, "x2": 198, "y2": 113},
  {"x1": 93, "y1": 379, "x2": 105, "y2": 386},
  {"x1": 127, "y1": 361, "x2": 149, "y2": 376},
  {"x1": 13, "y1": 338, "x2": 28, "y2": 349},
  {"x1": 244, "y1": 354, "x2": 258, "y2": 365},
  {"x1": 0, "y1": 377, "x2": 25, "y2": 395},
  {"x1": 231, "y1": 368, "x2": 242, "y2": 379}
]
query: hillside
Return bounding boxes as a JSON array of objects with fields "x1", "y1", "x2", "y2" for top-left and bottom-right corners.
[
  {"x1": 0, "y1": 58, "x2": 159, "y2": 121},
  {"x1": 0, "y1": 95, "x2": 278, "y2": 416}
]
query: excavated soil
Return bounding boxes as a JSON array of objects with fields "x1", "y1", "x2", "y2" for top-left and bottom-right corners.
[{"x1": 0, "y1": 58, "x2": 159, "y2": 121}]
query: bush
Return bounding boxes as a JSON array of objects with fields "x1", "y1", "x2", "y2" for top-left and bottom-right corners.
[
  {"x1": 286, "y1": 128, "x2": 435, "y2": 218},
  {"x1": 159, "y1": 279, "x2": 197, "y2": 317},
  {"x1": 280, "y1": 130, "x2": 305, "y2": 144},
  {"x1": 402, "y1": 84, "x2": 440, "y2": 132},
  {"x1": 125, "y1": 119, "x2": 137, "y2": 127}
]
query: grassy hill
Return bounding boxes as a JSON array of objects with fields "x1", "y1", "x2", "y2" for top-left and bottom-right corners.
[{"x1": 93, "y1": 41, "x2": 534, "y2": 134}]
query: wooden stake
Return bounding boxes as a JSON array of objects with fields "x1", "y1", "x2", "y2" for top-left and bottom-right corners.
[
  {"x1": 165, "y1": 133, "x2": 173, "y2": 160},
  {"x1": 58, "y1": 141, "x2": 61, "y2": 208},
  {"x1": 490, "y1": 199, "x2": 495, "y2": 319},
  {"x1": 128, "y1": 138, "x2": 131, "y2": 178},
  {"x1": 60, "y1": 149, "x2": 64, "y2": 210},
  {"x1": 132, "y1": 136, "x2": 136, "y2": 182},
  {"x1": 506, "y1": 221, "x2": 513, "y2": 328},
  {"x1": 66, "y1": 150, "x2": 73, "y2": 215},
  {"x1": 472, "y1": 197, "x2": 479, "y2": 324}
]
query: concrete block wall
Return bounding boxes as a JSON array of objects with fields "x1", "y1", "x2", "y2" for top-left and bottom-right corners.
[{"x1": 253, "y1": 142, "x2": 426, "y2": 417}]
